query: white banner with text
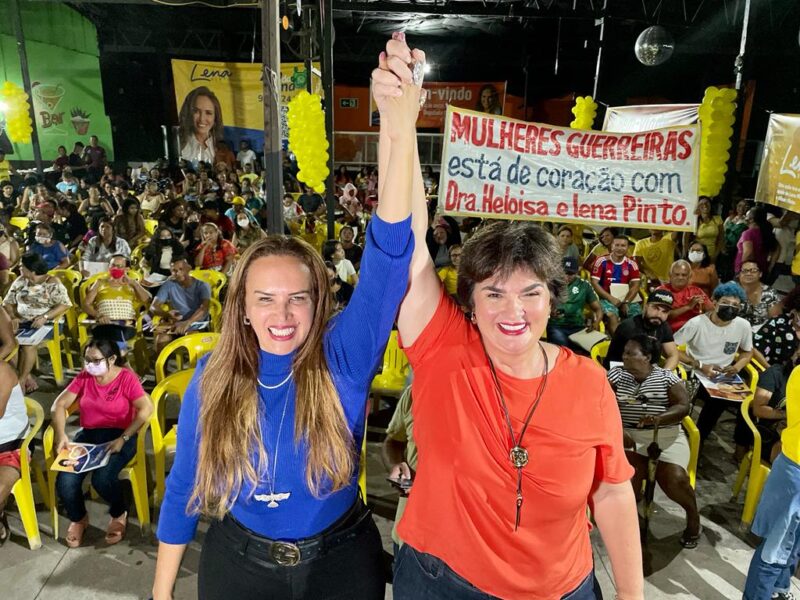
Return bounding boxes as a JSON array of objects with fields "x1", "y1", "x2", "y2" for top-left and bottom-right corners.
[{"x1": 439, "y1": 106, "x2": 700, "y2": 231}]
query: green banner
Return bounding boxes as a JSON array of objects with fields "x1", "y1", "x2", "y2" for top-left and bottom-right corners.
[{"x1": 0, "y1": 2, "x2": 113, "y2": 162}]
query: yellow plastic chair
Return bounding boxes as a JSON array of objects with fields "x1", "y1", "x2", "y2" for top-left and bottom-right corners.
[
  {"x1": 144, "y1": 219, "x2": 159, "y2": 236},
  {"x1": 43, "y1": 402, "x2": 151, "y2": 538},
  {"x1": 41, "y1": 318, "x2": 68, "y2": 386},
  {"x1": 155, "y1": 331, "x2": 219, "y2": 383},
  {"x1": 150, "y1": 369, "x2": 195, "y2": 506},
  {"x1": 370, "y1": 330, "x2": 409, "y2": 398},
  {"x1": 731, "y1": 392, "x2": 771, "y2": 530},
  {"x1": 9, "y1": 398, "x2": 45, "y2": 550},
  {"x1": 9, "y1": 216, "x2": 29, "y2": 232},
  {"x1": 78, "y1": 270, "x2": 143, "y2": 307},
  {"x1": 358, "y1": 434, "x2": 367, "y2": 500},
  {"x1": 189, "y1": 269, "x2": 227, "y2": 301},
  {"x1": 48, "y1": 269, "x2": 83, "y2": 306},
  {"x1": 130, "y1": 243, "x2": 148, "y2": 270},
  {"x1": 208, "y1": 298, "x2": 222, "y2": 333},
  {"x1": 3, "y1": 342, "x2": 19, "y2": 363},
  {"x1": 593, "y1": 339, "x2": 700, "y2": 488}
]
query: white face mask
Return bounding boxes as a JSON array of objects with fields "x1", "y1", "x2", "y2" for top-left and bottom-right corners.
[
  {"x1": 35, "y1": 235, "x2": 51, "y2": 244},
  {"x1": 688, "y1": 251, "x2": 704, "y2": 263},
  {"x1": 237, "y1": 218, "x2": 250, "y2": 228}
]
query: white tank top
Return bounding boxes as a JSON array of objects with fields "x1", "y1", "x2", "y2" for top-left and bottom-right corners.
[{"x1": 0, "y1": 384, "x2": 28, "y2": 446}]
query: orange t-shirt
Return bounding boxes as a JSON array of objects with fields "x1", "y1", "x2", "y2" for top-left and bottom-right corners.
[{"x1": 398, "y1": 291, "x2": 634, "y2": 599}]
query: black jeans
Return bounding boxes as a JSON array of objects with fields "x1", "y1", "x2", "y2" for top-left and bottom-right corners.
[
  {"x1": 198, "y1": 502, "x2": 385, "y2": 600},
  {"x1": 393, "y1": 544, "x2": 602, "y2": 599},
  {"x1": 696, "y1": 388, "x2": 751, "y2": 445},
  {"x1": 55, "y1": 428, "x2": 137, "y2": 522}
]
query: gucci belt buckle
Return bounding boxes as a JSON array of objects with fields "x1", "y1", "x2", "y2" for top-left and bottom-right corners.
[{"x1": 270, "y1": 541, "x2": 301, "y2": 566}]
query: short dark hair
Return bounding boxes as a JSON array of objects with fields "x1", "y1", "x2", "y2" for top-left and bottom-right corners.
[
  {"x1": 85, "y1": 337, "x2": 126, "y2": 366},
  {"x1": 626, "y1": 333, "x2": 662, "y2": 365},
  {"x1": 612, "y1": 234, "x2": 629, "y2": 244},
  {"x1": 21, "y1": 252, "x2": 50, "y2": 275},
  {"x1": 322, "y1": 240, "x2": 339, "y2": 262},
  {"x1": 109, "y1": 253, "x2": 130, "y2": 267},
  {"x1": 35, "y1": 222, "x2": 54, "y2": 234},
  {"x1": 457, "y1": 221, "x2": 565, "y2": 310}
]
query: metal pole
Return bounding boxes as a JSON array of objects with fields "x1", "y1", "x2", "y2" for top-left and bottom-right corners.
[
  {"x1": 722, "y1": 0, "x2": 752, "y2": 207},
  {"x1": 321, "y1": 0, "x2": 336, "y2": 240},
  {"x1": 9, "y1": 0, "x2": 43, "y2": 176},
  {"x1": 262, "y1": 0, "x2": 284, "y2": 235},
  {"x1": 592, "y1": 1, "x2": 608, "y2": 99},
  {"x1": 302, "y1": 8, "x2": 313, "y2": 94}
]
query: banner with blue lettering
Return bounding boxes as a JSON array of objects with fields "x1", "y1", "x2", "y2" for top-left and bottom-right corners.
[{"x1": 439, "y1": 106, "x2": 700, "y2": 231}]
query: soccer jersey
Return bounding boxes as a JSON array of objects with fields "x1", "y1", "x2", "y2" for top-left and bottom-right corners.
[{"x1": 591, "y1": 255, "x2": 640, "y2": 294}]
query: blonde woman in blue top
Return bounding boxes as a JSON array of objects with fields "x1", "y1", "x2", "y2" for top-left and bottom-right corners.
[{"x1": 151, "y1": 36, "x2": 423, "y2": 600}]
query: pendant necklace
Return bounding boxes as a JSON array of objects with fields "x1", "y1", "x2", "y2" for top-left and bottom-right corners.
[
  {"x1": 255, "y1": 376, "x2": 293, "y2": 508},
  {"x1": 486, "y1": 341, "x2": 550, "y2": 531},
  {"x1": 257, "y1": 370, "x2": 293, "y2": 390}
]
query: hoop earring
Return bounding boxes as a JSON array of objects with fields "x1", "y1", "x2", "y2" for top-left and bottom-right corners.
[{"x1": 244, "y1": 316, "x2": 251, "y2": 325}]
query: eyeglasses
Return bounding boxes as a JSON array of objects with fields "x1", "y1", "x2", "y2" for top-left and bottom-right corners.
[
  {"x1": 740, "y1": 268, "x2": 760, "y2": 274},
  {"x1": 83, "y1": 357, "x2": 106, "y2": 366}
]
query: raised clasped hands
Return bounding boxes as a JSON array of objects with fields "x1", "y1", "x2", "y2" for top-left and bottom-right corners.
[{"x1": 371, "y1": 32, "x2": 425, "y2": 140}]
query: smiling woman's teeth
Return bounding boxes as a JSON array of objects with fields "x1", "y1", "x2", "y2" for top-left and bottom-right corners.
[
  {"x1": 499, "y1": 323, "x2": 527, "y2": 332},
  {"x1": 269, "y1": 327, "x2": 295, "y2": 337}
]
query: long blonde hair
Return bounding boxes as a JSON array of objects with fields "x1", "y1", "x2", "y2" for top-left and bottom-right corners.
[{"x1": 189, "y1": 236, "x2": 355, "y2": 519}]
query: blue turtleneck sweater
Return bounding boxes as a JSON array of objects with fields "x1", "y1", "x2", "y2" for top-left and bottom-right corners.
[{"x1": 157, "y1": 214, "x2": 413, "y2": 544}]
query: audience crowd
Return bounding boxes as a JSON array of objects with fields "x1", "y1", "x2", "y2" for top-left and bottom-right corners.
[{"x1": 1, "y1": 143, "x2": 800, "y2": 598}]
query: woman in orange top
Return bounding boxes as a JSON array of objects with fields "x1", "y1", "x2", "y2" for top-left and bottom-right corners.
[
  {"x1": 687, "y1": 241, "x2": 719, "y2": 297},
  {"x1": 375, "y1": 39, "x2": 643, "y2": 600}
]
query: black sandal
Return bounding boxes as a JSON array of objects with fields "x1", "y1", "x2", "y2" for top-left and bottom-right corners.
[
  {"x1": 680, "y1": 525, "x2": 702, "y2": 549},
  {"x1": 0, "y1": 512, "x2": 9, "y2": 546}
]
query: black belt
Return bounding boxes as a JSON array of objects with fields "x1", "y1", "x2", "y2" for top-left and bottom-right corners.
[
  {"x1": 223, "y1": 501, "x2": 373, "y2": 567},
  {"x1": 0, "y1": 438, "x2": 24, "y2": 454}
]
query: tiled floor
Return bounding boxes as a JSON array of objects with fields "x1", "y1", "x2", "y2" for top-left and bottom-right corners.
[{"x1": 2, "y1": 370, "x2": 797, "y2": 599}]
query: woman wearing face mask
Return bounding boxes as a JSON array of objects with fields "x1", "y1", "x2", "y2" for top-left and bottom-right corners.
[
  {"x1": 50, "y1": 338, "x2": 153, "y2": 547},
  {"x1": 82, "y1": 254, "x2": 152, "y2": 354},
  {"x1": 143, "y1": 227, "x2": 187, "y2": 278},
  {"x1": 686, "y1": 196, "x2": 724, "y2": 261},
  {"x1": 113, "y1": 199, "x2": 148, "y2": 247},
  {"x1": 686, "y1": 242, "x2": 719, "y2": 297},
  {"x1": 151, "y1": 36, "x2": 417, "y2": 600},
  {"x1": 3, "y1": 253, "x2": 72, "y2": 392},
  {"x1": 29, "y1": 222, "x2": 70, "y2": 271},
  {"x1": 195, "y1": 222, "x2": 236, "y2": 274},
  {"x1": 158, "y1": 201, "x2": 188, "y2": 245},
  {"x1": 232, "y1": 211, "x2": 266, "y2": 253}
]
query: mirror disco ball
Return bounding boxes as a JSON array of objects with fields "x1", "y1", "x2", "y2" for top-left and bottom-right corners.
[{"x1": 635, "y1": 26, "x2": 675, "y2": 66}]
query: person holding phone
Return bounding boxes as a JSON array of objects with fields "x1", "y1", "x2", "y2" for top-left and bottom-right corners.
[{"x1": 382, "y1": 386, "x2": 416, "y2": 551}]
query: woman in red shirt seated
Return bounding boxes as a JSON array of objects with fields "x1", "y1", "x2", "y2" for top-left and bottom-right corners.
[
  {"x1": 51, "y1": 338, "x2": 153, "y2": 548},
  {"x1": 377, "y1": 39, "x2": 643, "y2": 600},
  {"x1": 195, "y1": 222, "x2": 236, "y2": 274}
]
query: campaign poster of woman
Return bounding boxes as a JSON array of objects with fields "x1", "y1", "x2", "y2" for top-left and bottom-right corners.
[
  {"x1": 475, "y1": 84, "x2": 503, "y2": 115},
  {"x1": 178, "y1": 86, "x2": 224, "y2": 167}
]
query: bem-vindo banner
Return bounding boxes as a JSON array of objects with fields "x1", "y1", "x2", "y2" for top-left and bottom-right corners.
[
  {"x1": 171, "y1": 59, "x2": 322, "y2": 156},
  {"x1": 755, "y1": 113, "x2": 800, "y2": 213},
  {"x1": 439, "y1": 106, "x2": 700, "y2": 232}
]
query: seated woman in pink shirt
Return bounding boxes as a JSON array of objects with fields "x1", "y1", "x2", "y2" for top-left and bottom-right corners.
[{"x1": 50, "y1": 338, "x2": 153, "y2": 548}]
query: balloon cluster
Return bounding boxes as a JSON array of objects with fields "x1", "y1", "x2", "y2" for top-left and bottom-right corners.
[
  {"x1": 0, "y1": 81, "x2": 33, "y2": 144},
  {"x1": 698, "y1": 86, "x2": 737, "y2": 197},
  {"x1": 286, "y1": 91, "x2": 330, "y2": 194},
  {"x1": 570, "y1": 96, "x2": 598, "y2": 130}
]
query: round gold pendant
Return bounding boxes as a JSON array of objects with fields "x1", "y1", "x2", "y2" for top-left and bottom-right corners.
[{"x1": 510, "y1": 446, "x2": 529, "y2": 468}]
